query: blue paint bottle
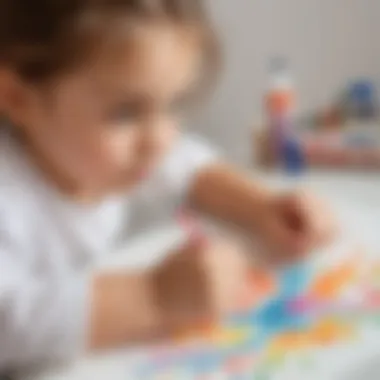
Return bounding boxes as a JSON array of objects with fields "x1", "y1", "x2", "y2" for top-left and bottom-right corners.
[
  {"x1": 281, "y1": 137, "x2": 306, "y2": 175},
  {"x1": 265, "y1": 57, "x2": 297, "y2": 166}
]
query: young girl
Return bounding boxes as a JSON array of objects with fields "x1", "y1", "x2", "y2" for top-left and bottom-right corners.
[{"x1": 0, "y1": 0, "x2": 334, "y2": 373}]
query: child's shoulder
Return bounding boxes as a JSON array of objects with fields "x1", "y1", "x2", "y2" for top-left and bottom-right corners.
[
  {"x1": 0, "y1": 130, "x2": 15, "y2": 185},
  {"x1": 0, "y1": 130, "x2": 34, "y2": 205},
  {"x1": 0, "y1": 131, "x2": 40, "y2": 241},
  {"x1": 0, "y1": 130, "x2": 20, "y2": 184}
]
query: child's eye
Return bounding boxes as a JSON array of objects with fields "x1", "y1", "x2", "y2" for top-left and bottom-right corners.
[
  {"x1": 108, "y1": 107, "x2": 136, "y2": 122},
  {"x1": 169, "y1": 96, "x2": 190, "y2": 116}
]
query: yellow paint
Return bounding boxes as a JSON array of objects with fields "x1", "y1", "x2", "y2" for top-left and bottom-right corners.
[
  {"x1": 210, "y1": 326, "x2": 254, "y2": 346},
  {"x1": 266, "y1": 332, "x2": 308, "y2": 358},
  {"x1": 372, "y1": 263, "x2": 380, "y2": 276},
  {"x1": 266, "y1": 320, "x2": 356, "y2": 360},
  {"x1": 266, "y1": 351, "x2": 286, "y2": 368},
  {"x1": 369, "y1": 263, "x2": 380, "y2": 287},
  {"x1": 307, "y1": 318, "x2": 354, "y2": 345}
]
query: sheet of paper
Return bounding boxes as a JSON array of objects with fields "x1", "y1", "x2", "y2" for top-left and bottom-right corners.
[{"x1": 130, "y1": 237, "x2": 380, "y2": 379}]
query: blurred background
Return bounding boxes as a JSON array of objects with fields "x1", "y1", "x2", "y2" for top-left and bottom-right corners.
[{"x1": 193, "y1": 0, "x2": 380, "y2": 166}]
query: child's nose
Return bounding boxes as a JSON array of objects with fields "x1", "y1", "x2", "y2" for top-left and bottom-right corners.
[{"x1": 138, "y1": 119, "x2": 174, "y2": 158}]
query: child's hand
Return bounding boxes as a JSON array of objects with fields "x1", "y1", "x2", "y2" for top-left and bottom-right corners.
[
  {"x1": 190, "y1": 165, "x2": 336, "y2": 266},
  {"x1": 258, "y1": 190, "x2": 337, "y2": 264},
  {"x1": 152, "y1": 237, "x2": 249, "y2": 331}
]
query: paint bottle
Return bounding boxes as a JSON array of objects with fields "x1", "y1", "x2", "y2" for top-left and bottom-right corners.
[
  {"x1": 265, "y1": 57, "x2": 303, "y2": 173},
  {"x1": 282, "y1": 137, "x2": 305, "y2": 175}
]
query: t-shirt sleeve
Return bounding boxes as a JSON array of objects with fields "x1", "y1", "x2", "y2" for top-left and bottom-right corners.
[
  {"x1": 158, "y1": 134, "x2": 219, "y2": 202},
  {"x1": 0, "y1": 202, "x2": 90, "y2": 370}
]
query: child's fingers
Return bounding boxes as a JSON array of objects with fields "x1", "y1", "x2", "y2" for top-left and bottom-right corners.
[
  {"x1": 296, "y1": 191, "x2": 338, "y2": 243},
  {"x1": 268, "y1": 211, "x2": 310, "y2": 256},
  {"x1": 279, "y1": 191, "x2": 337, "y2": 253}
]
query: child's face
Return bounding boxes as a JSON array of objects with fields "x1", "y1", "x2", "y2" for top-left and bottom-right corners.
[{"x1": 4, "y1": 23, "x2": 201, "y2": 198}]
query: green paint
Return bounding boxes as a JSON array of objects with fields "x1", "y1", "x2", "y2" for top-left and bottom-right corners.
[
  {"x1": 367, "y1": 314, "x2": 380, "y2": 325},
  {"x1": 255, "y1": 371, "x2": 271, "y2": 380}
]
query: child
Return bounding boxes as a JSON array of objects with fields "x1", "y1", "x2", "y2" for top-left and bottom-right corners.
[{"x1": 0, "y1": 0, "x2": 335, "y2": 373}]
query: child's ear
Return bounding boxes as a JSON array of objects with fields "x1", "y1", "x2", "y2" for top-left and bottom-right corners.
[{"x1": 0, "y1": 68, "x2": 35, "y2": 126}]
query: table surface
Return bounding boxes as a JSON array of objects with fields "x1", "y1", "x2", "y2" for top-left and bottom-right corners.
[{"x1": 29, "y1": 170, "x2": 380, "y2": 380}]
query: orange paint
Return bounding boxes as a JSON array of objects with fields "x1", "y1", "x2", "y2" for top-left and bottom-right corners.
[
  {"x1": 310, "y1": 260, "x2": 358, "y2": 299},
  {"x1": 236, "y1": 269, "x2": 276, "y2": 310},
  {"x1": 249, "y1": 269, "x2": 276, "y2": 292}
]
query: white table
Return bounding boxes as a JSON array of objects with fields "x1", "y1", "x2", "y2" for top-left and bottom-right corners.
[{"x1": 30, "y1": 171, "x2": 380, "y2": 380}]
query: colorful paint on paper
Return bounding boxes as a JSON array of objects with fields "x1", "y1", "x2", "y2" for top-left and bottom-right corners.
[{"x1": 133, "y1": 249, "x2": 380, "y2": 379}]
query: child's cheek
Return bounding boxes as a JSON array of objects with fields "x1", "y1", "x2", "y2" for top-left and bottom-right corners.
[{"x1": 103, "y1": 129, "x2": 137, "y2": 166}]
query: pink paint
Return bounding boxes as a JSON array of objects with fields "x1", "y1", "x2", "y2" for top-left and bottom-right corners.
[
  {"x1": 365, "y1": 289, "x2": 380, "y2": 309},
  {"x1": 287, "y1": 294, "x2": 380, "y2": 318},
  {"x1": 287, "y1": 296, "x2": 319, "y2": 314}
]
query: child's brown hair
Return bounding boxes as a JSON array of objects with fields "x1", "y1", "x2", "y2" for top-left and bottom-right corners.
[{"x1": 0, "y1": 0, "x2": 219, "y2": 86}]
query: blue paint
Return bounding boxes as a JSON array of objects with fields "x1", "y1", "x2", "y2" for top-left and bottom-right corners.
[
  {"x1": 228, "y1": 263, "x2": 312, "y2": 332},
  {"x1": 256, "y1": 297, "x2": 307, "y2": 332},
  {"x1": 184, "y1": 348, "x2": 222, "y2": 375},
  {"x1": 279, "y1": 264, "x2": 311, "y2": 298},
  {"x1": 135, "y1": 263, "x2": 317, "y2": 378}
]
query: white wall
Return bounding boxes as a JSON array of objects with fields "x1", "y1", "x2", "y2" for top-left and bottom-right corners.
[{"x1": 195, "y1": 0, "x2": 380, "y2": 164}]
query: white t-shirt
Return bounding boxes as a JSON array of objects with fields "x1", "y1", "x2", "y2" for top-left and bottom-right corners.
[{"x1": 0, "y1": 130, "x2": 217, "y2": 371}]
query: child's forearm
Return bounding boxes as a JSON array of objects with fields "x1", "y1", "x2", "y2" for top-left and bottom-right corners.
[
  {"x1": 88, "y1": 237, "x2": 224, "y2": 351},
  {"x1": 89, "y1": 271, "x2": 161, "y2": 350},
  {"x1": 89, "y1": 240, "x2": 208, "y2": 350},
  {"x1": 88, "y1": 236, "x2": 250, "y2": 351},
  {"x1": 189, "y1": 163, "x2": 273, "y2": 230}
]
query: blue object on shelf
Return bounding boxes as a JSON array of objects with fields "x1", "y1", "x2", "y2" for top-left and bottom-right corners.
[
  {"x1": 348, "y1": 80, "x2": 378, "y2": 119},
  {"x1": 351, "y1": 81, "x2": 374, "y2": 101}
]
